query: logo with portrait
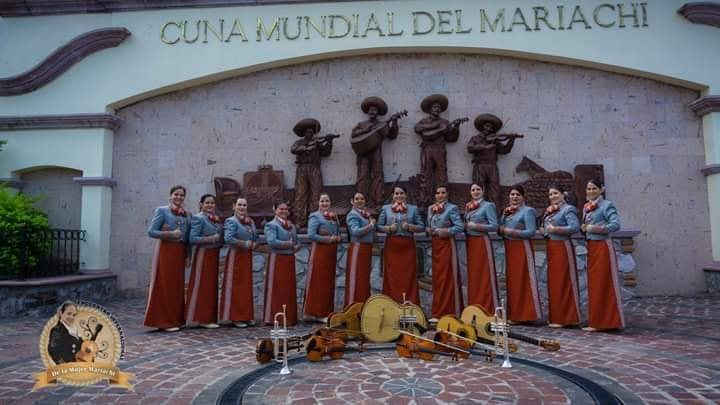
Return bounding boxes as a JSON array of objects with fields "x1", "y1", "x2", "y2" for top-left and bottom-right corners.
[{"x1": 33, "y1": 300, "x2": 134, "y2": 390}]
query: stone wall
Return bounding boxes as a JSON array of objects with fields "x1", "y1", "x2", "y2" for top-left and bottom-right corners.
[{"x1": 112, "y1": 53, "x2": 709, "y2": 296}]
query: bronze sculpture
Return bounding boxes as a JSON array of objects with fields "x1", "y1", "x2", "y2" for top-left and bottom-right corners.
[
  {"x1": 290, "y1": 118, "x2": 339, "y2": 227},
  {"x1": 414, "y1": 94, "x2": 468, "y2": 206},
  {"x1": 467, "y1": 114, "x2": 522, "y2": 204},
  {"x1": 351, "y1": 96, "x2": 406, "y2": 207}
]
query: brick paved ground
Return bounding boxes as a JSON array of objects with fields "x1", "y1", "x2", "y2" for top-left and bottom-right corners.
[{"x1": 1, "y1": 294, "x2": 719, "y2": 404}]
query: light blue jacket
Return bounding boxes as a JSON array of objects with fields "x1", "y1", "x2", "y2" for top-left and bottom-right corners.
[
  {"x1": 264, "y1": 217, "x2": 298, "y2": 255},
  {"x1": 147, "y1": 205, "x2": 190, "y2": 243},
  {"x1": 427, "y1": 202, "x2": 464, "y2": 236},
  {"x1": 346, "y1": 208, "x2": 374, "y2": 244},
  {"x1": 308, "y1": 210, "x2": 341, "y2": 243},
  {"x1": 501, "y1": 205, "x2": 536, "y2": 240},
  {"x1": 464, "y1": 200, "x2": 498, "y2": 236},
  {"x1": 190, "y1": 212, "x2": 223, "y2": 247},
  {"x1": 224, "y1": 216, "x2": 258, "y2": 250},
  {"x1": 583, "y1": 199, "x2": 621, "y2": 241},
  {"x1": 377, "y1": 203, "x2": 425, "y2": 238},
  {"x1": 543, "y1": 203, "x2": 580, "y2": 241}
]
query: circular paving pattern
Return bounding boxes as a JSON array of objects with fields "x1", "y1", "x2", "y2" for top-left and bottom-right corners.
[{"x1": 223, "y1": 349, "x2": 621, "y2": 404}]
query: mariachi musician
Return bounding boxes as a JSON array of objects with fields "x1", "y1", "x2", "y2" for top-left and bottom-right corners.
[
  {"x1": 144, "y1": 185, "x2": 189, "y2": 332},
  {"x1": 263, "y1": 201, "x2": 300, "y2": 326},
  {"x1": 187, "y1": 194, "x2": 223, "y2": 329},
  {"x1": 540, "y1": 185, "x2": 581, "y2": 328},
  {"x1": 464, "y1": 183, "x2": 500, "y2": 315},
  {"x1": 220, "y1": 197, "x2": 257, "y2": 328},
  {"x1": 351, "y1": 96, "x2": 403, "y2": 207},
  {"x1": 426, "y1": 185, "x2": 465, "y2": 320},
  {"x1": 581, "y1": 179, "x2": 624, "y2": 332},
  {"x1": 376, "y1": 186, "x2": 425, "y2": 304},
  {"x1": 344, "y1": 191, "x2": 376, "y2": 306},
  {"x1": 303, "y1": 193, "x2": 341, "y2": 322},
  {"x1": 498, "y1": 186, "x2": 542, "y2": 324}
]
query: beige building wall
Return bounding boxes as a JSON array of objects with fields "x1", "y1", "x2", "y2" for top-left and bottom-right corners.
[
  {"x1": 111, "y1": 53, "x2": 709, "y2": 296},
  {"x1": 20, "y1": 168, "x2": 83, "y2": 230}
]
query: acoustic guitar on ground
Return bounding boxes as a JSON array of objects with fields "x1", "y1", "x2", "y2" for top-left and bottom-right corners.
[
  {"x1": 326, "y1": 302, "x2": 363, "y2": 336},
  {"x1": 360, "y1": 294, "x2": 428, "y2": 343},
  {"x1": 436, "y1": 315, "x2": 518, "y2": 353},
  {"x1": 460, "y1": 305, "x2": 561, "y2": 352}
]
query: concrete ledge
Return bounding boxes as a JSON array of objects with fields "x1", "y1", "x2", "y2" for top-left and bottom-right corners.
[
  {"x1": 72, "y1": 177, "x2": 117, "y2": 187},
  {"x1": 0, "y1": 270, "x2": 115, "y2": 287}
]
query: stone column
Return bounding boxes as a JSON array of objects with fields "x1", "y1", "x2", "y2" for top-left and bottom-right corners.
[
  {"x1": 73, "y1": 177, "x2": 116, "y2": 273},
  {"x1": 690, "y1": 96, "x2": 720, "y2": 269}
]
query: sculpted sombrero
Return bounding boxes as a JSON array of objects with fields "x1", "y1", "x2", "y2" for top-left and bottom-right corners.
[
  {"x1": 361, "y1": 96, "x2": 388, "y2": 116},
  {"x1": 293, "y1": 118, "x2": 321, "y2": 137},
  {"x1": 420, "y1": 94, "x2": 449, "y2": 113},
  {"x1": 474, "y1": 113, "x2": 503, "y2": 132}
]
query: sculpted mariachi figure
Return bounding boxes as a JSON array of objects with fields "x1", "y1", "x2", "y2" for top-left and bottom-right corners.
[
  {"x1": 427, "y1": 185, "x2": 465, "y2": 320},
  {"x1": 464, "y1": 183, "x2": 500, "y2": 315},
  {"x1": 540, "y1": 185, "x2": 581, "y2": 328},
  {"x1": 187, "y1": 194, "x2": 223, "y2": 329},
  {"x1": 376, "y1": 186, "x2": 425, "y2": 304},
  {"x1": 344, "y1": 192, "x2": 376, "y2": 306},
  {"x1": 263, "y1": 201, "x2": 300, "y2": 326},
  {"x1": 498, "y1": 186, "x2": 542, "y2": 324},
  {"x1": 144, "y1": 185, "x2": 189, "y2": 332},
  {"x1": 581, "y1": 179, "x2": 624, "y2": 332},
  {"x1": 220, "y1": 197, "x2": 258, "y2": 328},
  {"x1": 304, "y1": 193, "x2": 342, "y2": 322}
]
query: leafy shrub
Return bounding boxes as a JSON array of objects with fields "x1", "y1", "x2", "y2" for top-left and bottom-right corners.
[{"x1": 0, "y1": 185, "x2": 51, "y2": 278}]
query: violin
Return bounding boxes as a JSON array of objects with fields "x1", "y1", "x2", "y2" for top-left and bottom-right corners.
[
  {"x1": 433, "y1": 330, "x2": 495, "y2": 362},
  {"x1": 395, "y1": 331, "x2": 468, "y2": 361},
  {"x1": 305, "y1": 328, "x2": 365, "y2": 362}
]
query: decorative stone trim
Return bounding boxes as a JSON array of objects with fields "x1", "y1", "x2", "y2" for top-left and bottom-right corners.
[
  {"x1": 678, "y1": 2, "x2": 720, "y2": 28},
  {"x1": 701, "y1": 164, "x2": 720, "y2": 176},
  {"x1": 0, "y1": 27, "x2": 130, "y2": 96},
  {"x1": 73, "y1": 177, "x2": 117, "y2": 187},
  {"x1": 0, "y1": 113, "x2": 123, "y2": 131},
  {"x1": 704, "y1": 261, "x2": 720, "y2": 271},
  {"x1": 0, "y1": 1, "x2": 356, "y2": 17},
  {"x1": 0, "y1": 178, "x2": 27, "y2": 189},
  {"x1": 0, "y1": 270, "x2": 115, "y2": 287},
  {"x1": 688, "y1": 95, "x2": 720, "y2": 116}
]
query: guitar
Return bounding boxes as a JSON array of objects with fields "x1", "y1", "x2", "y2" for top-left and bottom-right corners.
[
  {"x1": 460, "y1": 305, "x2": 560, "y2": 352},
  {"x1": 351, "y1": 110, "x2": 408, "y2": 155},
  {"x1": 360, "y1": 294, "x2": 428, "y2": 343},
  {"x1": 75, "y1": 323, "x2": 103, "y2": 362},
  {"x1": 437, "y1": 315, "x2": 517, "y2": 353},
  {"x1": 421, "y1": 117, "x2": 469, "y2": 142},
  {"x1": 327, "y1": 302, "x2": 363, "y2": 334}
]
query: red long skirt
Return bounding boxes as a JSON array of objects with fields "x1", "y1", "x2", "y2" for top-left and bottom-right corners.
[
  {"x1": 344, "y1": 242, "x2": 373, "y2": 307},
  {"x1": 466, "y1": 235, "x2": 499, "y2": 315},
  {"x1": 144, "y1": 241, "x2": 186, "y2": 329},
  {"x1": 504, "y1": 240, "x2": 542, "y2": 322},
  {"x1": 382, "y1": 236, "x2": 419, "y2": 304},
  {"x1": 546, "y1": 240, "x2": 581, "y2": 326},
  {"x1": 264, "y1": 253, "x2": 298, "y2": 326},
  {"x1": 219, "y1": 248, "x2": 254, "y2": 323},
  {"x1": 431, "y1": 237, "x2": 464, "y2": 318},
  {"x1": 186, "y1": 246, "x2": 220, "y2": 324},
  {"x1": 587, "y1": 240, "x2": 625, "y2": 330},
  {"x1": 303, "y1": 242, "x2": 338, "y2": 318}
]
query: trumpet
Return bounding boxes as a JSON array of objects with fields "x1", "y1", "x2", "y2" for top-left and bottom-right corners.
[
  {"x1": 491, "y1": 300, "x2": 512, "y2": 368},
  {"x1": 270, "y1": 305, "x2": 293, "y2": 375}
]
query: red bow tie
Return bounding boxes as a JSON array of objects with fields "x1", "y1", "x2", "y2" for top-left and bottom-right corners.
[
  {"x1": 238, "y1": 215, "x2": 253, "y2": 225},
  {"x1": 544, "y1": 204, "x2": 560, "y2": 217},
  {"x1": 392, "y1": 202, "x2": 407, "y2": 213},
  {"x1": 584, "y1": 201, "x2": 599, "y2": 213},
  {"x1": 431, "y1": 203, "x2": 445, "y2": 214},
  {"x1": 466, "y1": 200, "x2": 480, "y2": 211},
  {"x1": 207, "y1": 213, "x2": 221, "y2": 224},
  {"x1": 356, "y1": 208, "x2": 370, "y2": 218},
  {"x1": 503, "y1": 205, "x2": 519, "y2": 217},
  {"x1": 171, "y1": 206, "x2": 186, "y2": 216},
  {"x1": 278, "y1": 217, "x2": 292, "y2": 230},
  {"x1": 323, "y1": 210, "x2": 336, "y2": 220}
]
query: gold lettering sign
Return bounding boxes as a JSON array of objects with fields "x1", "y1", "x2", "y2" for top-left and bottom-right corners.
[{"x1": 159, "y1": 2, "x2": 650, "y2": 44}]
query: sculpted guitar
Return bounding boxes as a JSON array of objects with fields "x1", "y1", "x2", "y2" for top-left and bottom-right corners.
[
  {"x1": 460, "y1": 305, "x2": 560, "y2": 352},
  {"x1": 422, "y1": 117, "x2": 469, "y2": 142},
  {"x1": 360, "y1": 294, "x2": 428, "y2": 343},
  {"x1": 351, "y1": 110, "x2": 408, "y2": 155}
]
